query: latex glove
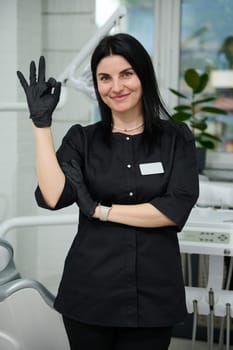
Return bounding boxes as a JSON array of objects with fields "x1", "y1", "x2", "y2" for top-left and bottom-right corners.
[
  {"x1": 17, "y1": 56, "x2": 61, "y2": 127},
  {"x1": 62, "y1": 160, "x2": 97, "y2": 218}
]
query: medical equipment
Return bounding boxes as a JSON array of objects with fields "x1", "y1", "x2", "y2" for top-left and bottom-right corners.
[
  {"x1": 0, "y1": 239, "x2": 20, "y2": 286},
  {"x1": 0, "y1": 215, "x2": 79, "y2": 350},
  {"x1": 179, "y1": 181, "x2": 233, "y2": 350}
]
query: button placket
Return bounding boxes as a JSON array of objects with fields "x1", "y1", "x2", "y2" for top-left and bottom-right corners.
[{"x1": 124, "y1": 135, "x2": 135, "y2": 200}]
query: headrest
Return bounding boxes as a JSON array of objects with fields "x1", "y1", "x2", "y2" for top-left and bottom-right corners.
[{"x1": 198, "y1": 180, "x2": 233, "y2": 208}]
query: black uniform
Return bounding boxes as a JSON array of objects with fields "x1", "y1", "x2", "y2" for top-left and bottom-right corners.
[{"x1": 35, "y1": 120, "x2": 199, "y2": 328}]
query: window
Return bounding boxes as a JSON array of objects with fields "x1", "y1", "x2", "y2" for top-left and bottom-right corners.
[{"x1": 180, "y1": 0, "x2": 233, "y2": 154}]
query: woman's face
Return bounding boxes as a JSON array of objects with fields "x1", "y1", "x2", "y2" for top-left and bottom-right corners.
[{"x1": 96, "y1": 55, "x2": 143, "y2": 116}]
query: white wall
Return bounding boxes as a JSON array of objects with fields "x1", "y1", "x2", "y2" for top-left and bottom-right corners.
[
  {"x1": 0, "y1": 1, "x2": 18, "y2": 222},
  {"x1": 0, "y1": 0, "x2": 96, "y2": 291}
]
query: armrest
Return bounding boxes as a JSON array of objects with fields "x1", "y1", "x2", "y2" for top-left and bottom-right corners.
[{"x1": 0, "y1": 278, "x2": 55, "y2": 308}]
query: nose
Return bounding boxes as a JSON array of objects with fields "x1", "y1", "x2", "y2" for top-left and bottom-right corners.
[{"x1": 111, "y1": 78, "x2": 123, "y2": 93}]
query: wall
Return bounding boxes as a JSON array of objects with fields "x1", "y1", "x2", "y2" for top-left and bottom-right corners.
[
  {"x1": 0, "y1": 0, "x2": 96, "y2": 292},
  {"x1": 0, "y1": 1, "x2": 18, "y2": 223}
]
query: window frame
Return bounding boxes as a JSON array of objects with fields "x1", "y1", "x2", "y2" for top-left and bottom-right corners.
[{"x1": 153, "y1": 0, "x2": 233, "y2": 179}]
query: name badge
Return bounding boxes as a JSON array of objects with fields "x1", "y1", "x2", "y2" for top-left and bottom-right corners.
[{"x1": 139, "y1": 162, "x2": 164, "y2": 175}]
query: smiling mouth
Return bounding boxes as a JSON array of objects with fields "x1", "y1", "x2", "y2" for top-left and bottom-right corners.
[{"x1": 111, "y1": 93, "x2": 130, "y2": 101}]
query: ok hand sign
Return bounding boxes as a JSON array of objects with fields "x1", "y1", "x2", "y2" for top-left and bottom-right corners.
[{"x1": 17, "y1": 56, "x2": 61, "y2": 128}]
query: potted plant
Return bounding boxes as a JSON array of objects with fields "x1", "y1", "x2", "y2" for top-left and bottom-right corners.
[{"x1": 169, "y1": 68, "x2": 227, "y2": 172}]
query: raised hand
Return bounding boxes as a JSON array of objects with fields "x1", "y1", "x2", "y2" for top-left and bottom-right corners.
[
  {"x1": 17, "y1": 56, "x2": 61, "y2": 127},
  {"x1": 62, "y1": 160, "x2": 97, "y2": 218}
]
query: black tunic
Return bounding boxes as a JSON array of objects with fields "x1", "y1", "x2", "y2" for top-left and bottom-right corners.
[{"x1": 35, "y1": 120, "x2": 199, "y2": 327}]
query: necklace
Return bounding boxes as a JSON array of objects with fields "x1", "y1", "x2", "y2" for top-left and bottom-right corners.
[{"x1": 112, "y1": 122, "x2": 144, "y2": 132}]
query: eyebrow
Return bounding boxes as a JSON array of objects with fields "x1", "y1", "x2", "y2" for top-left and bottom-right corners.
[{"x1": 97, "y1": 67, "x2": 134, "y2": 76}]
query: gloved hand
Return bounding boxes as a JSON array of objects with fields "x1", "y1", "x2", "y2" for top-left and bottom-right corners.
[
  {"x1": 17, "y1": 56, "x2": 61, "y2": 128},
  {"x1": 62, "y1": 159, "x2": 97, "y2": 218}
]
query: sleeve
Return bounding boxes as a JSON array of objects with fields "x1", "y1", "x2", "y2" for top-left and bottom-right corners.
[
  {"x1": 34, "y1": 124, "x2": 85, "y2": 210},
  {"x1": 35, "y1": 176, "x2": 76, "y2": 210},
  {"x1": 150, "y1": 123, "x2": 199, "y2": 231}
]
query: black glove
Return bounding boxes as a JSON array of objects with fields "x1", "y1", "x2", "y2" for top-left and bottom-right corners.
[
  {"x1": 62, "y1": 160, "x2": 97, "y2": 218},
  {"x1": 17, "y1": 56, "x2": 61, "y2": 128}
]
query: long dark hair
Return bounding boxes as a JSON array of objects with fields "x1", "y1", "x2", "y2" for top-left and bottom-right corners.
[{"x1": 91, "y1": 33, "x2": 171, "y2": 145}]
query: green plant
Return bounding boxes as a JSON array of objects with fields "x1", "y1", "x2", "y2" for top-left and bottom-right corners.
[{"x1": 170, "y1": 68, "x2": 227, "y2": 149}]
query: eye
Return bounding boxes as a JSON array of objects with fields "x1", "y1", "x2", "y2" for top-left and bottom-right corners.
[
  {"x1": 120, "y1": 70, "x2": 134, "y2": 79},
  {"x1": 98, "y1": 74, "x2": 110, "y2": 82},
  {"x1": 101, "y1": 76, "x2": 109, "y2": 81},
  {"x1": 122, "y1": 70, "x2": 133, "y2": 77}
]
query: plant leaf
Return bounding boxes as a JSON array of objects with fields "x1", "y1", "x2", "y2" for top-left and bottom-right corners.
[
  {"x1": 201, "y1": 106, "x2": 227, "y2": 115},
  {"x1": 195, "y1": 132, "x2": 221, "y2": 149},
  {"x1": 195, "y1": 134, "x2": 215, "y2": 148},
  {"x1": 202, "y1": 132, "x2": 222, "y2": 142},
  {"x1": 192, "y1": 97, "x2": 216, "y2": 105},
  {"x1": 174, "y1": 105, "x2": 191, "y2": 111},
  {"x1": 191, "y1": 120, "x2": 207, "y2": 131},
  {"x1": 184, "y1": 69, "x2": 200, "y2": 90},
  {"x1": 194, "y1": 73, "x2": 208, "y2": 93},
  {"x1": 171, "y1": 112, "x2": 192, "y2": 122},
  {"x1": 197, "y1": 139, "x2": 215, "y2": 149},
  {"x1": 169, "y1": 88, "x2": 188, "y2": 99}
]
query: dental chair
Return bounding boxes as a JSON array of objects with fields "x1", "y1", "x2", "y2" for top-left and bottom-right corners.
[
  {"x1": 0, "y1": 239, "x2": 20, "y2": 285},
  {"x1": 0, "y1": 237, "x2": 70, "y2": 350},
  {"x1": 179, "y1": 181, "x2": 233, "y2": 350}
]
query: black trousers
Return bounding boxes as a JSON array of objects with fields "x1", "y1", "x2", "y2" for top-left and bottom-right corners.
[{"x1": 63, "y1": 316, "x2": 173, "y2": 350}]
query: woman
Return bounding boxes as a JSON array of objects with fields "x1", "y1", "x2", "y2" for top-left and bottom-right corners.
[{"x1": 17, "y1": 33, "x2": 199, "y2": 350}]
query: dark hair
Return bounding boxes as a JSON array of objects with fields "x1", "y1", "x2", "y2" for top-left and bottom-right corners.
[
  {"x1": 219, "y1": 36, "x2": 233, "y2": 52},
  {"x1": 91, "y1": 33, "x2": 171, "y2": 145},
  {"x1": 218, "y1": 36, "x2": 233, "y2": 68}
]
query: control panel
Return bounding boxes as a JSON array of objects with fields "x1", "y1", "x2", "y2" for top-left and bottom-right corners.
[
  {"x1": 178, "y1": 207, "x2": 233, "y2": 256},
  {"x1": 179, "y1": 231, "x2": 230, "y2": 244}
]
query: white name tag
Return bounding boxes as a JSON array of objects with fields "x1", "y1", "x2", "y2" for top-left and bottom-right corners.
[{"x1": 139, "y1": 162, "x2": 164, "y2": 175}]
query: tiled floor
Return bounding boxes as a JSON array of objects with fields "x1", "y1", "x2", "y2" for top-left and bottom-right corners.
[{"x1": 169, "y1": 337, "x2": 219, "y2": 350}]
